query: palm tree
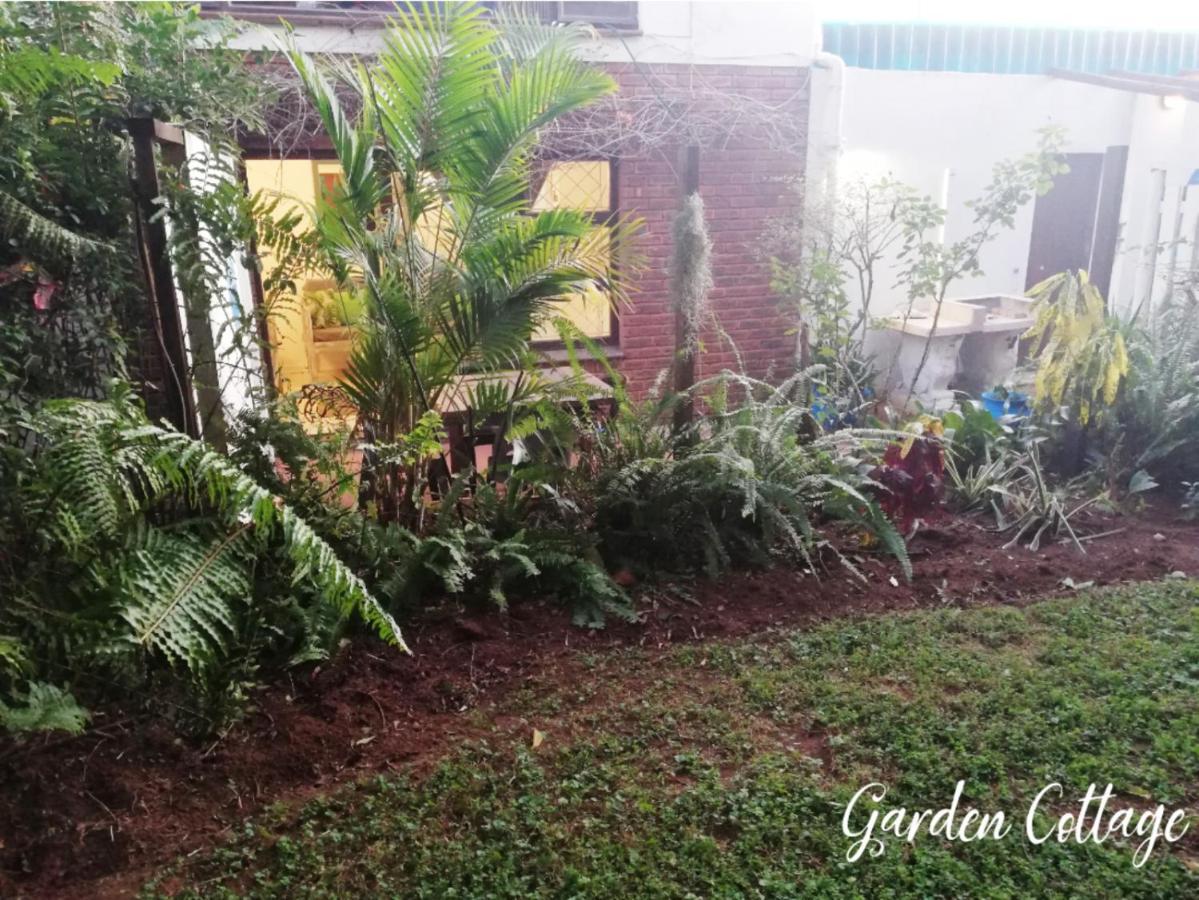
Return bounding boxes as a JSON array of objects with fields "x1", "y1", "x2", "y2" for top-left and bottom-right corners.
[{"x1": 286, "y1": 2, "x2": 640, "y2": 519}]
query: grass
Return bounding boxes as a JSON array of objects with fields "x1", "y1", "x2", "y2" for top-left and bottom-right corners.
[{"x1": 155, "y1": 581, "x2": 1199, "y2": 898}]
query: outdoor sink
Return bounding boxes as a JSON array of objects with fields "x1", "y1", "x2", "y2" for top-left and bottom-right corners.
[
  {"x1": 877, "y1": 294, "x2": 1036, "y2": 408},
  {"x1": 952, "y1": 293, "x2": 1036, "y2": 332},
  {"x1": 950, "y1": 294, "x2": 1036, "y2": 394}
]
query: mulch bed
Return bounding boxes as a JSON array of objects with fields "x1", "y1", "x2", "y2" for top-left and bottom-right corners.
[{"x1": 3, "y1": 504, "x2": 1198, "y2": 899}]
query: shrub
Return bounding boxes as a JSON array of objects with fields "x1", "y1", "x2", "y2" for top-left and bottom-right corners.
[
  {"x1": 587, "y1": 369, "x2": 910, "y2": 581},
  {"x1": 1025, "y1": 270, "x2": 1130, "y2": 427},
  {"x1": 869, "y1": 435, "x2": 946, "y2": 534},
  {"x1": 0, "y1": 386, "x2": 402, "y2": 735},
  {"x1": 354, "y1": 473, "x2": 635, "y2": 629}
]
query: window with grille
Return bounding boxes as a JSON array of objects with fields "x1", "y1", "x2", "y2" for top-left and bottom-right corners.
[{"x1": 530, "y1": 159, "x2": 617, "y2": 342}]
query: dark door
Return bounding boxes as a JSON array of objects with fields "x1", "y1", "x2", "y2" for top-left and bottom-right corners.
[
  {"x1": 1024, "y1": 148, "x2": 1129, "y2": 294},
  {"x1": 1024, "y1": 152, "x2": 1104, "y2": 290}
]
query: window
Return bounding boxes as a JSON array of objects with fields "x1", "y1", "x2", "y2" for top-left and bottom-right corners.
[
  {"x1": 556, "y1": 2, "x2": 638, "y2": 29},
  {"x1": 199, "y1": 2, "x2": 638, "y2": 31},
  {"x1": 244, "y1": 156, "x2": 619, "y2": 391},
  {"x1": 530, "y1": 159, "x2": 617, "y2": 342},
  {"x1": 316, "y1": 162, "x2": 344, "y2": 201}
]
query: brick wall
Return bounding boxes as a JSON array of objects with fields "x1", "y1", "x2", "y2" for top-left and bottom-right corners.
[
  {"x1": 602, "y1": 62, "x2": 809, "y2": 397},
  {"x1": 236, "y1": 57, "x2": 810, "y2": 401}
]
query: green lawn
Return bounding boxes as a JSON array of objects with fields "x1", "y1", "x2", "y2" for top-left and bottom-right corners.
[{"x1": 159, "y1": 581, "x2": 1199, "y2": 898}]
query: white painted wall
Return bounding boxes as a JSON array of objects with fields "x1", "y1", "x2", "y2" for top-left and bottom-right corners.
[
  {"x1": 817, "y1": 62, "x2": 1199, "y2": 324},
  {"x1": 1109, "y1": 94, "x2": 1199, "y2": 317},
  {"x1": 584, "y1": 1, "x2": 817, "y2": 67},
  {"x1": 223, "y1": 2, "x2": 819, "y2": 67},
  {"x1": 829, "y1": 67, "x2": 1137, "y2": 316}
]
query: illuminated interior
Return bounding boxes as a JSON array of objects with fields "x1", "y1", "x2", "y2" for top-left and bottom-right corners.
[
  {"x1": 531, "y1": 160, "x2": 614, "y2": 342},
  {"x1": 243, "y1": 158, "x2": 616, "y2": 397}
]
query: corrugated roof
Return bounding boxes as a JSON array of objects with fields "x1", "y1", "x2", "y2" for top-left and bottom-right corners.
[{"x1": 822, "y1": 23, "x2": 1199, "y2": 74}]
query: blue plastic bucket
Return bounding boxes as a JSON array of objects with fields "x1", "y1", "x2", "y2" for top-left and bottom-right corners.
[{"x1": 981, "y1": 390, "x2": 1030, "y2": 420}]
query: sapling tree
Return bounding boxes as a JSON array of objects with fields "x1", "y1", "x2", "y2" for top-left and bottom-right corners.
[
  {"x1": 895, "y1": 128, "x2": 1068, "y2": 406},
  {"x1": 763, "y1": 176, "x2": 920, "y2": 406},
  {"x1": 763, "y1": 129, "x2": 1067, "y2": 415}
]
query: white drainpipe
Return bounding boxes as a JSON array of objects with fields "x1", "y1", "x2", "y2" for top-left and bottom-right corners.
[
  {"x1": 799, "y1": 51, "x2": 846, "y2": 364},
  {"x1": 804, "y1": 51, "x2": 846, "y2": 207}
]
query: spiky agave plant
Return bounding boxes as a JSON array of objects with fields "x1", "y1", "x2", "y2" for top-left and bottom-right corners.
[{"x1": 285, "y1": 2, "x2": 641, "y2": 519}]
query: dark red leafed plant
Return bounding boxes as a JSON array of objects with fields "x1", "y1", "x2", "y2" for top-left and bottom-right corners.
[{"x1": 870, "y1": 435, "x2": 946, "y2": 532}]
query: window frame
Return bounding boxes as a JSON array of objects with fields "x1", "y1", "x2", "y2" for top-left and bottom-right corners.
[
  {"x1": 527, "y1": 156, "x2": 623, "y2": 350},
  {"x1": 241, "y1": 151, "x2": 624, "y2": 370},
  {"x1": 199, "y1": 2, "x2": 640, "y2": 33}
]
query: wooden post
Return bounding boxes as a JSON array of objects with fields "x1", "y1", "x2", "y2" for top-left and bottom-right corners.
[
  {"x1": 128, "y1": 117, "x2": 198, "y2": 437},
  {"x1": 673, "y1": 144, "x2": 701, "y2": 435},
  {"x1": 236, "y1": 156, "x2": 277, "y2": 398}
]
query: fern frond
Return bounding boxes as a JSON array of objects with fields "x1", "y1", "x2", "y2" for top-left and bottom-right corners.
[
  {"x1": 120, "y1": 527, "x2": 251, "y2": 672},
  {"x1": 0, "y1": 189, "x2": 112, "y2": 274},
  {"x1": 0, "y1": 682, "x2": 89, "y2": 735},
  {"x1": 32, "y1": 392, "x2": 408, "y2": 672}
]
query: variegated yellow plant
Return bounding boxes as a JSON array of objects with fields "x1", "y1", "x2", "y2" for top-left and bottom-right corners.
[{"x1": 1025, "y1": 270, "x2": 1130, "y2": 425}]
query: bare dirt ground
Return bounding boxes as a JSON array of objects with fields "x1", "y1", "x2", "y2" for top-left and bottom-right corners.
[{"x1": 3, "y1": 503, "x2": 1197, "y2": 898}]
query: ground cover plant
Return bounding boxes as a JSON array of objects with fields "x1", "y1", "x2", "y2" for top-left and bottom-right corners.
[{"x1": 158, "y1": 579, "x2": 1199, "y2": 898}]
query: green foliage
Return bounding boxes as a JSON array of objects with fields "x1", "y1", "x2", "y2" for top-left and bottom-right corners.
[
  {"x1": 1026, "y1": 269, "x2": 1130, "y2": 426},
  {"x1": 283, "y1": 1, "x2": 643, "y2": 523},
  {"x1": 898, "y1": 129, "x2": 1068, "y2": 300},
  {"x1": 287, "y1": 2, "x2": 640, "y2": 442},
  {"x1": 993, "y1": 445, "x2": 1095, "y2": 552},
  {"x1": 0, "y1": 1, "x2": 269, "y2": 432},
  {"x1": 890, "y1": 129, "x2": 1067, "y2": 407},
  {"x1": 941, "y1": 397, "x2": 1007, "y2": 471},
  {"x1": 349, "y1": 466, "x2": 633, "y2": 629},
  {"x1": 765, "y1": 131, "x2": 1065, "y2": 414},
  {"x1": 1106, "y1": 278, "x2": 1199, "y2": 491},
  {"x1": 507, "y1": 333, "x2": 909, "y2": 586},
  {"x1": 1019, "y1": 269, "x2": 1199, "y2": 494},
  {"x1": 0, "y1": 189, "x2": 112, "y2": 275},
  {"x1": 590, "y1": 368, "x2": 909, "y2": 580},
  {"x1": 0, "y1": 681, "x2": 88, "y2": 736},
  {"x1": 945, "y1": 447, "x2": 1021, "y2": 513},
  {"x1": 762, "y1": 177, "x2": 904, "y2": 407},
  {"x1": 306, "y1": 287, "x2": 365, "y2": 330},
  {"x1": 0, "y1": 3, "x2": 370, "y2": 736},
  {"x1": 0, "y1": 386, "x2": 403, "y2": 734}
]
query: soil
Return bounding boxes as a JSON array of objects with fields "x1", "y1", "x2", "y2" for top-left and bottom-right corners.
[{"x1": 3, "y1": 504, "x2": 1198, "y2": 899}]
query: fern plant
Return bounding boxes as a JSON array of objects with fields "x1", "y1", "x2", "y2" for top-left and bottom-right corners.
[
  {"x1": 357, "y1": 471, "x2": 634, "y2": 629},
  {"x1": 586, "y1": 367, "x2": 910, "y2": 582},
  {"x1": 0, "y1": 385, "x2": 403, "y2": 734}
]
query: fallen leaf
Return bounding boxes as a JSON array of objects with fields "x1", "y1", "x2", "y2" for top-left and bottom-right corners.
[{"x1": 532, "y1": 729, "x2": 545, "y2": 749}]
